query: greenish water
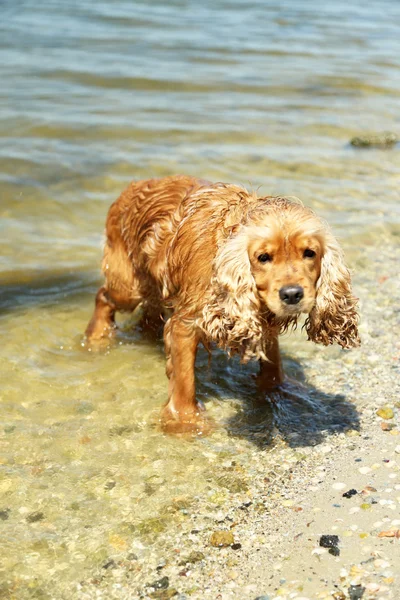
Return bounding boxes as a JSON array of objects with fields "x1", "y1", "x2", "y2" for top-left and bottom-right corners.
[{"x1": 1, "y1": 0, "x2": 400, "y2": 597}]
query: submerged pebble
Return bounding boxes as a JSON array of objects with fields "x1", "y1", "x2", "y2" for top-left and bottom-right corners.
[
  {"x1": 350, "y1": 132, "x2": 398, "y2": 148},
  {"x1": 210, "y1": 530, "x2": 235, "y2": 547},
  {"x1": 148, "y1": 576, "x2": 170, "y2": 590},
  {"x1": 26, "y1": 511, "x2": 44, "y2": 523},
  {"x1": 178, "y1": 551, "x2": 205, "y2": 565}
]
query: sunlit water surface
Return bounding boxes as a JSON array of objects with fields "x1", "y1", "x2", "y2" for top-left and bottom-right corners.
[{"x1": 1, "y1": 0, "x2": 400, "y2": 595}]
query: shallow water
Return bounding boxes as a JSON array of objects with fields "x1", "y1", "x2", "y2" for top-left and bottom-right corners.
[{"x1": 1, "y1": 0, "x2": 400, "y2": 596}]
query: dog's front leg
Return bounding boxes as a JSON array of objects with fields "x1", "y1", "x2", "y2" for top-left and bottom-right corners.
[
  {"x1": 161, "y1": 316, "x2": 206, "y2": 434},
  {"x1": 257, "y1": 337, "x2": 283, "y2": 390}
]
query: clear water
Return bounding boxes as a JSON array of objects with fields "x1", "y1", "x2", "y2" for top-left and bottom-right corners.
[{"x1": 1, "y1": 0, "x2": 400, "y2": 596}]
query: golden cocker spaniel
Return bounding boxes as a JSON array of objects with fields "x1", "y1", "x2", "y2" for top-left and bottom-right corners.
[{"x1": 85, "y1": 175, "x2": 360, "y2": 433}]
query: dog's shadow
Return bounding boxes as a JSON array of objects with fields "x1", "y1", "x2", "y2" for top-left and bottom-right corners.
[
  {"x1": 194, "y1": 348, "x2": 360, "y2": 449},
  {"x1": 106, "y1": 315, "x2": 360, "y2": 449}
]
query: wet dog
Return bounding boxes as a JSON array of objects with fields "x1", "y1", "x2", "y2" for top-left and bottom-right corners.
[{"x1": 85, "y1": 175, "x2": 359, "y2": 432}]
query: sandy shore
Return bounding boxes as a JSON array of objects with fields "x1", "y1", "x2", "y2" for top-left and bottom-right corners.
[{"x1": 71, "y1": 233, "x2": 400, "y2": 600}]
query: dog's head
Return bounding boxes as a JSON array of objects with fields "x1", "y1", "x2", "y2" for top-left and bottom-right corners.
[{"x1": 202, "y1": 197, "x2": 360, "y2": 360}]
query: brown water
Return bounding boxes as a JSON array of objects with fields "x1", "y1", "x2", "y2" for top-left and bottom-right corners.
[{"x1": 1, "y1": 1, "x2": 400, "y2": 597}]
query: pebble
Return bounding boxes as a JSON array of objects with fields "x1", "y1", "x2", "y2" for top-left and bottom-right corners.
[
  {"x1": 350, "y1": 132, "x2": 398, "y2": 147},
  {"x1": 319, "y1": 534, "x2": 339, "y2": 549},
  {"x1": 376, "y1": 407, "x2": 394, "y2": 420},
  {"x1": 210, "y1": 531, "x2": 235, "y2": 547},
  {"x1": 332, "y1": 482, "x2": 347, "y2": 490},
  {"x1": 348, "y1": 584, "x2": 365, "y2": 599},
  {"x1": 148, "y1": 576, "x2": 170, "y2": 590},
  {"x1": 26, "y1": 511, "x2": 44, "y2": 523},
  {"x1": 343, "y1": 488, "x2": 358, "y2": 498},
  {"x1": 358, "y1": 467, "x2": 371, "y2": 474}
]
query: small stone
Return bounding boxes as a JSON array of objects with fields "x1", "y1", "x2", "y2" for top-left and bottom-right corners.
[
  {"x1": 349, "y1": 507, "x2": 360, "y2": 514},
  {"x1": 381, "y1": 422, "x2": 395, "y2": 431},
  {"x1": 343, "y1": 489, "x2": 358, "y2": 499},
  {"x1": 348, "y1": 584, "x2": 365, "y2": 599},
  {"x1": 376, "y1": 407, "x2": 394, "y2": 420},
  {"x1": 210, "y1": 530, "x2": 235, "y2": 547},
  {"x1": 329, "y1": 546, "x2": 340, "y2": 556},
  {"x1": 26, "y1": 511, "x2": 44, "y2": 523},
  {"x1": 178, "y1": 551, "x2": 205, "y2": 565},
  {"x1": 231, "y1": 543, "x2": 242, "y2": 550},
  {"x1": 346, "y1": 430, "x2": 360, "y2": 437},
  {"x1": 332, "y1": 482, "x2": 347, "y2": 490},
  {"x1": 319, "y1": 535, "x2": 339, "y2": 549},
  {"x1": 360, "y1": 503, "x2": 371, "y2": 510},
  {"x1": 254, "y1": 596, "x2": 270, "y2": 600},
  {"x1": 102, "y1": 559, "x2": 117, "y2": 570},
  {"x1": 395, "y1": 446, "x2": 400, "y2": 454},
  {"x1": 362, "y1": 486, "x2": 377, "y2": 494},
  {"x1": 359, "y1": 467, "x2": 371, "y2": 474},
  {"x1": 333, "y1": 592, "x2": 346, "y2": 600},
  {"x1": 350, "y1": 132, "x2": 398, "y2": 148},
  {"x1": 148, "y1": 576, "x2": 169, "y2": 590},
  {"x1": 0, "y1": 509, "x2": 10, "y2": 521}
]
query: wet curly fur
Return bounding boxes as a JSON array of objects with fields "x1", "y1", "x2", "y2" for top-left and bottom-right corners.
[{"x1": 85, "y1": 175, "x2": 360, "y2": 432}]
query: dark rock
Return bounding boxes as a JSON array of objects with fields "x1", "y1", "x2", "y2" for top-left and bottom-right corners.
[
  {"x1": 231, "y1": 543, "x2": 242, "y2": 550},
  {"x1": 109, "y1": 425, "x2": 134, "y2": 436},
  {"x1": 319, "y1": 535, "x2": 339, "y2": 549},
  {"x1": 342, "y1": 489, "x2": 358, "y2": 498},
  {"x1": 350, "y1": 132, "x2": 398, "y2": 148},
  {"x1": 102, "y1": 559, "x2": 117, "y2": 570},
  {"x1": 329, "y1": 546, "x2": 340, "y2": 556},
  {"x1": 0, "y1": 509, "x2": 10, "y2": 521},
  {"x1": 348, "y1": 584, "x2": 365, "y2": 600},
  {"x1": 26, "y1": 511, "x2": 44, "y2": 523},
  {"x1": 149, "y1": 576, "x2": 169, "y2": 590}
]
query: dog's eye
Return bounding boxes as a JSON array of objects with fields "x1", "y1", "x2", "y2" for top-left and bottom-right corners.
[
  {"x1": 303, "y1": 249, "x2": 316, "y2": 258},
  {"x1": 258, "y1": 253, "x2": 272, "y2": 263}
]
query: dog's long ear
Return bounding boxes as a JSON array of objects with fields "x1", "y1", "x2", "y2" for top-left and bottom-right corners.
[
  {"x1": 305, "y1": 231, "x2": 360, "y2": 348},
  {"x1": 201, "y1": 228, "x2": 266, "y2": 362}
]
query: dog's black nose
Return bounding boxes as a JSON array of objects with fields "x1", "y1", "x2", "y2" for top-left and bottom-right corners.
[{"x1": 279, "y1": 285, "x2": 304, "y2": 305}]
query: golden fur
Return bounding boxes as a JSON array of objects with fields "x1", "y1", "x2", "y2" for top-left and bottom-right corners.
[{"x1": 85, "y1": 175, "x2": 360, "y2": 432}]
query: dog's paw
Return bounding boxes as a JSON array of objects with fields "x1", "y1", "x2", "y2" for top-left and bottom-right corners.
[{"x1": 160, "y1": 403, "x2": 213, "y2": 437}]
